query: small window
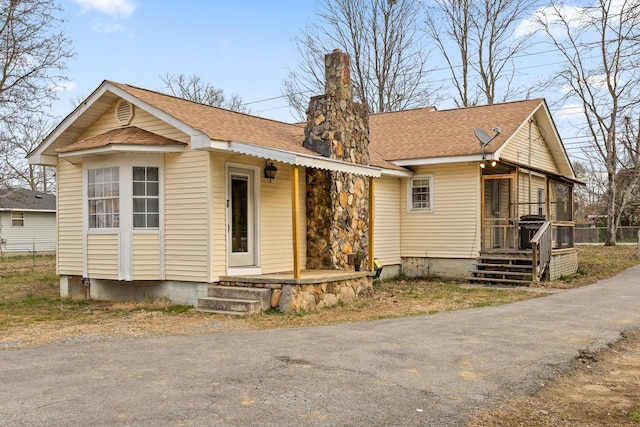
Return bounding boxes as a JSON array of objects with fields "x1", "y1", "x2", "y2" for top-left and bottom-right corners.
[
  {"x1": 133, "y1": 166, "x2": 159, "y2": 228},
  {"x1": 88, "y1": 167, "x2": 120, "y2": 228},
  {"x1": 12, "y1": 212, "x2": 24, "y2": 227},
  {"x1": 408, "y1": 175, "x2": 433, "y2": 212}
]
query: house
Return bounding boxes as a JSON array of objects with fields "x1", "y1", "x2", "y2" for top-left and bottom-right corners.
[
  {"x1": 0, "y1": 188, "x2": 56, "y2": 254},
  {"x1": 28, "y1": 50, "x2": 578, "y2": 312}
]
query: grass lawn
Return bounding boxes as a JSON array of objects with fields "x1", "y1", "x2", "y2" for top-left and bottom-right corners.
[{"x1": 0, "y1": 244, "x2": 638, "y2": 347}]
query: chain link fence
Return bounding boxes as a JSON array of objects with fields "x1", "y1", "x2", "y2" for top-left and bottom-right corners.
[{"x1": 575, "y1": 226, "x2": 640, "y2": 244}]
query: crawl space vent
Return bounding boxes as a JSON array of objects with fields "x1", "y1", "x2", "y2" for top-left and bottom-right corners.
[{"x1": 115, "y1": 100, "x2": 134, "y2": 125}]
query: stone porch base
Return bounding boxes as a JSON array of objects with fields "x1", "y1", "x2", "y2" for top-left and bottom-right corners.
[{"x1": 219, "y1": 270, "x2": 374, "y2": 312}]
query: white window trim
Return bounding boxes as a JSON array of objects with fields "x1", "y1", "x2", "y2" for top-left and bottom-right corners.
[
  {"x1": 11, "y1": 211, "x2": 24, "y2": 227},
  {"x1": 407, "y1": 174, "x2": 434, "y2": 213},
  {"x1": 83, "y1": 154, "x2": 164, "y2": 280}
]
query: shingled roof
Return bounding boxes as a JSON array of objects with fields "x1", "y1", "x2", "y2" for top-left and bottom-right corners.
[
  {"x1": 0, "y1": 188, "x2": 55, "y2": 211},
  {"x1": 368, "y1": 99, "x2": 544, "y2": 161},
  {"x1": 31, "y1": 80, "x2": 570, "y2": 177},
  {"x1": 56, "y1": 126, "x2": 186, "y2": 153}
]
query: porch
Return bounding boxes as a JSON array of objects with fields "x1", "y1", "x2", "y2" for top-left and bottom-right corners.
[
  {"x1": 197, "y1": 270, "x2": 374, "y2": 315},
  {"x1": 471, "y1": 165, "x2": 577, "y2": 285}
]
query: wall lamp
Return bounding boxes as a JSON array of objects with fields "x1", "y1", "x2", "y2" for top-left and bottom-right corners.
[
  {"x1": 264, "y1": 161, "x2": 278, "y2": 182},
  {"x1": 479, "y1": 160, "x2": 497, "y2": 169}
]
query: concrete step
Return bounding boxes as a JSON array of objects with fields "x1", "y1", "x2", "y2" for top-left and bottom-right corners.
[
  {"x1": 208, "y1": 285, "x2": 271, "y2": 309},
  {"x1": 197, "y1": 296, "x2": 262, "y2": 315}
]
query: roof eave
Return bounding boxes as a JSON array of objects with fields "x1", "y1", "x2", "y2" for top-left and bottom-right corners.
[
  {"x1": 196, "y1": 139, "x2": 382, "y2": 178},
  {"x1": 59, "y1": 144, "x2": 186, "y2": 164}
]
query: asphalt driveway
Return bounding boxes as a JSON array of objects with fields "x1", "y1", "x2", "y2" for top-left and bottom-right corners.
[{"x1": 3, "y1": 266, "x2": 640, "y2": 426}]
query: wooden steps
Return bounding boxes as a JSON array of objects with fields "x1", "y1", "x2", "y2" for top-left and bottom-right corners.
[
  {"x1": 467, "y1": 252, "x2": 534, "y2": 286},
  {"x1": 197, "y1": 285, "x2": 271, "y2": 315}
]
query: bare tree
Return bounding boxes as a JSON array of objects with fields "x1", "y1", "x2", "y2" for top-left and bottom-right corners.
[
  {"x1": 0, "y1": 0, "x2": 73, "y2": 125},
  {"x1": 283, "y1": 0, "x2": 437, "y2": 119},
  {"x1": 158, "y1": 73, "x2": 248, "y2": 112},
  {"x1": 535, "y1": 0, "x2": 640, "y2": 245},
  {"x1": 0, "y1": 114, "x2": 56, "y2": 192},
  {"x1": 425, "y1": 0, "x2": 538, "y2": 107}
]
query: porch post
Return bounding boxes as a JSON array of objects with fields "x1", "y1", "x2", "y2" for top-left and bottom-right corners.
[
  {"x1": 368, "y1": 176, "x2": 375, "y2": 271},
  {"x1": 291, "y1": 165, "x2": 301, "y2": 279}
]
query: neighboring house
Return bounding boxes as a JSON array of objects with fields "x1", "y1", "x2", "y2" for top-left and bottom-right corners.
[
  {"x1": 0, "y1": 188, "x2": 56, "y2": 254},
  {"x1": 28, "y1": 51, "x2": 578, "y2": 311}
]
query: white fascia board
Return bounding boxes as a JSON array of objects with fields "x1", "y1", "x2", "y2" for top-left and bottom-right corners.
[
  {"x1": 59, "y1": 144, "x2": 186, "y2": 164},
  {"x1": 191, "y1": 134, "x2": 227, "y2": 150},
  {"x1": 393, "y1": 154, "x2": 490, "y2": 167},
  {"x1": 28, "y1": 154, "x2": 58, "y2": 166},
  {"x1": 217, "y1": 140, "x2": 382, "y2": 177},
  {"x1": 381, "y1": 168, "x2": 413, "y2": 178}
]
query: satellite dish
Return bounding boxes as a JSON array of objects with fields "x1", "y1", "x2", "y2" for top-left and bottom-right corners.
[
  {"x1": 474, "y1": 128, "x2": 493, "y2": 146},
  {"x1": 474, "y1": 127, "x2": 502, "y2": 160}
]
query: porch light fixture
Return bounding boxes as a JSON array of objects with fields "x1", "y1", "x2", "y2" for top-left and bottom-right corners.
[{"x1": 264, "y1": 161, "x2": 278, "y2": 182}]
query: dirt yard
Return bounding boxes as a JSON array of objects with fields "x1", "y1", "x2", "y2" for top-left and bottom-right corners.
[{"x1": 470, "y1": 329, "x2": 640, "y2": 426}]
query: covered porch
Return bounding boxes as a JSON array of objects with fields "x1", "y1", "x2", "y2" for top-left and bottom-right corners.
[{"x1": 471, "y1": 162, "x2": 577, "y2": 284}]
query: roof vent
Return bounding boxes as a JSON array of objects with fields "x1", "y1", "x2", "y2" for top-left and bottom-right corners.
[{"x1": 115, "y1": 100, "x2": 134, "y2": 126}]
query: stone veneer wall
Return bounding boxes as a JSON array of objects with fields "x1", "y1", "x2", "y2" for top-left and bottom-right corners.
[{"x1": 304, "y1": 49, "x2": 371, "y2": 271}]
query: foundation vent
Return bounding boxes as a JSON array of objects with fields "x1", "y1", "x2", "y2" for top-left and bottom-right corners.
[{"x1": 115, "y1": 100, "x2": 134, "y2": 125}]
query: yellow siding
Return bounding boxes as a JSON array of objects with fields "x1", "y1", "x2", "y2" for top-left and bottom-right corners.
[
  {"x1": 209, "y1": 155, "x2": 306, "y2": 278},
  {"x1": 78, "y1": 100, "x2": 190, "y2": 143},
  {"x1": 374, "y1": 176, "x2": 401, "y2": 266},
  {"x1": 501, "y1": 121, "x2": 559, "y2": 174},
  {"x1": 87, "y1": 234, "x2": 119, "y2": 278},
  {"x1": 132, "y1": 233, "x2": 161, "y2": 280},
  {"x1": 261, "y1": 163, "x2": 295, "y2": 274},
  {"x1": 400, "y1": 163, "x2": 480, "y2": 258},
  {"x1": 56, "y1": 159, "x2": 83, "y2": 275},
  {"x1": 164, "y1": 150, "x2": 210, "y2": 281}
]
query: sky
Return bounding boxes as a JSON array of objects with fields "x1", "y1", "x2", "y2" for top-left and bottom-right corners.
[
  {"x1": 53, "y1": 0, "x2": 593, "y2": 162},
  {"x1": 54, "y1": 0, "x2": 315, "y2": 122}
]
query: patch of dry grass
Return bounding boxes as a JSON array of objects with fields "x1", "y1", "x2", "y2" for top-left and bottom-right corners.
[{"x1": 1, "y1": 244, "x2": 639, "y2": 348}]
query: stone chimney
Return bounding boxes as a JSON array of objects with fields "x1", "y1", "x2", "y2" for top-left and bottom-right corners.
[{"x1": 303, "y1": 50, "x2": 371, "y2": 271}]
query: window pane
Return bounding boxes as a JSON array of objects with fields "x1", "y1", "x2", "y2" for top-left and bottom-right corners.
[
  {"x1": 133, "y1": 198, "x2": 145, "y2": 213},
  {"x1": 147, "y1": 167, "x2": 158, "y2": 181},
  {"x1": 133, "y1": 182, "x2": 145, "y2": 196},
  {"x1": 147, "y1": 198, "x2": 159, "y2": 213},
  {"x1": 133, "y1": 167, "x2": 146, "y2": 181},
  {"x1": 133, "y1": 214, "x2": 146, "y2": 228},
  {"x1": 147, "y1": 214, "x2": 159, "y2": 228},
  {"x1": 147, "y1": 182, "x2": 159, "y2": 196}
]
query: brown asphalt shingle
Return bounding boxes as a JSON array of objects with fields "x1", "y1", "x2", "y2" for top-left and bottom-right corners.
[
  {"x1": 368, "y1": 99, "x2": 543, "y2": 161},
  {"x1": 110, "y1": 82, "x2": 314, "y2": 156},
  {"x1": 56, "y1": 126, "x2": 186, "y2": 153},
  {"x1": 102, "y1": 82, "x2": 543, "y2": 170}
]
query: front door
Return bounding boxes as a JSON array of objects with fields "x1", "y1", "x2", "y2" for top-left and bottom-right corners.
[
  {"x1": 227, "y1": 167, "x2": 257, "y2": 267},
  {"x1": 482, "y1": 175, "x2": 516, "y2": 250}
]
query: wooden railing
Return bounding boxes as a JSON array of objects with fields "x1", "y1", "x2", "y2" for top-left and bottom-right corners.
[{"x1": 530, "y1": 221, "x2": 552, "y2": 283}]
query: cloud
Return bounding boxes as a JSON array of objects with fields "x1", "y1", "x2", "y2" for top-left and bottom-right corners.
[
  {"x1": 71, "y1": 0, "x2": 137, "y2": 18},
  {"x1": 91, "y1": 20, "x2": 126, "y2": 34},
  {"x1": 50, "y1": 81, "x2": 77, "y2": 93},
  {"x1": 514, "y1": 4, "x2": 591, "y2": 39}
]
